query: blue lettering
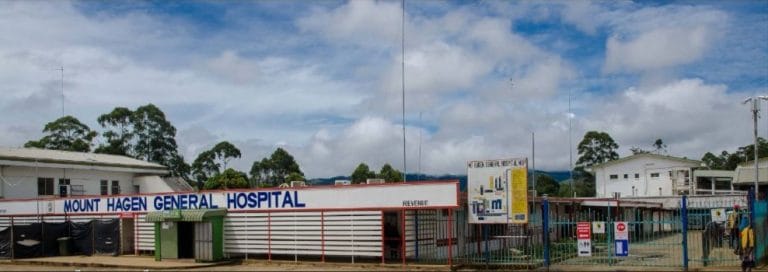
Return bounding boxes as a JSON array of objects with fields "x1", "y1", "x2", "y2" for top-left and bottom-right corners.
[
  {"x1": 189, "y1": 194, "x2": 198, "y2": 209},
  {"x1": 200, "y1": 194, "x2": 209, "y2": 209},
  {"x1": 154, "y1": 196, "x2": 163, "y2": 210},
  {"x1": 271, "y1": 192, "x2": 281, "y2": 208},
  {"x1": 209, "y1": 194, "x2": 219, "y2": 208},
  {"x1": 107, "y1": 198, "x2": 116, "y2": 211},
  {"x1": 247, "y1": 193, "x2": 257, "y2": 208},
  {"x1": 282, "y1": 191, "x2": 293, "y2": 208},
  {"x1": 294, "y1": 191, "x2": 305, "y2": 208},
  {"x1": 236, "y1": 193, "x2": 247, "y2": 209},
  {"x1": 226, "y1": 193, "x2": 236, "y2": 209},
  {"x1": 91, "y1": 199, "x2": 100, "y2": 212},
  {"x1": 257, "y1": 192, "x2": 268, "y2": 208},
  {"x1": 179, "y1": 194, "x2": 188, "y2": 210},
  {"x1": 64, "y1": 200, "x2": 72, "y2": 213}
]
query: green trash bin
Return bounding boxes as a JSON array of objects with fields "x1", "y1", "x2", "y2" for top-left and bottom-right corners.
[{"x1": 57, "y1": 237, "x2": 71, "y2": 256}]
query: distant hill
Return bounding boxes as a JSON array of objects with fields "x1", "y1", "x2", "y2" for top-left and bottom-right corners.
[{"x1": 308, "y1": 170, "x2": 571, "y2": 192}]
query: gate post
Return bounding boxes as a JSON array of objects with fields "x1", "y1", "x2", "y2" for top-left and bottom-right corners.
[
  {"x1": 483, "y1": 224, "x2": 490, "y2": 267},
  {"x1": 681, "y1": 195, "x2": 689, "y2": 271},
  {"x1": 542, "y1": 196, "x2": 550, "y2": 268}
]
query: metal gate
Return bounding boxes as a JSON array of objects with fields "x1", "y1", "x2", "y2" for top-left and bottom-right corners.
[{"x1": 195, "y1": 221, "x2": 212, "y2": 261}]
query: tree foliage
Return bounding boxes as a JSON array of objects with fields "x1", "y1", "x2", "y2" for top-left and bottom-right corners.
[
  {"x1": 132, "y1": 104, "x2": 178, "y2": 166},
  {"x1": 249, "y1": 148, "x2": 303, "y2": 187},
  {"x1": 576, "y1": 131, "x2": 619, "y2": 168},
  {"x1": 94, "y1": 107, "x2": 134, "y2": 156},
  {"x1": 534, "y1": 174, "x2": 559, "y2": 196},
  {"x1": 204, "y1": 168, "x2": 249, "y2": 190},
  {"x1": 378, "y1": 163, "x2": 403, "y2": 183},
  {"x1": 351, "y1": 163, "x2": 375, "y2": 184},
  {"x1": 24, "y1": 115, "x2": 97, "y2": 152},
  {"x1": 701, "y1": 137, "x2": 768, "y2": 170},
  {"x1": 572, "y1": 131, "x2": 618, "y2": 197}
]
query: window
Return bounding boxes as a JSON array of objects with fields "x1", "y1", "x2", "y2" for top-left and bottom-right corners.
[
  {"x1": 623, "y1": 174, "x2": 628, "y2": 179},
  {"x1": 650, "y1": 173, "x2": 660, "y2": 179},
  {"x1": 111, "y1": 180, "x2": 120, "y2": 195},
  {"x1": 634, "y1": 173, "x2": 640, "y2": 179},
  {"x1": 100, "y1": 180, "x2": 108, "y2": 195},
  {"x1": 134, "y1": 185, "x2": 140, "y2": 194},
  {"x1": 609, "y1": 174, "x2": 618, "y2": 180},
  {"x1": 37, "y1": 177, "x2": 54, "y2": 196},
  {"x1": 59, "y1": 179, "x2": 70, "y2": 197}
]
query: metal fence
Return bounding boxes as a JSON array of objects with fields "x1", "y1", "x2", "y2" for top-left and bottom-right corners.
[{"x1": 448, "y1": 192, "x2": 759, "y2": 270}]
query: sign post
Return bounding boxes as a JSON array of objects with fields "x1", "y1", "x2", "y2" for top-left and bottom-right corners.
[
  {"x1": 577, "y1": 222, "x2": 592, "y2": 256},
  {"x1": 614, "y1": 221, "x2": 629, "y2": 257}
]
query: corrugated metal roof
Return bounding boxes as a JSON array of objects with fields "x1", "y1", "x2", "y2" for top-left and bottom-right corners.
[
  {"x1": 733, "y1": 166, "x2": 768, "y2": 185},
  {"x1": 0, "y1": 147, "x2": 166, "y2": 171},
  {"x1": 590, "y1": 153, "x2": 701, "y2": 170},
  {"x1": 162, "y1": 177, "x2": 195, "y2": 192}
]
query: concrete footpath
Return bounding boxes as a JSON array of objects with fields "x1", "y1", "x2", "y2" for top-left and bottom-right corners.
[{"x1": 3, "y1": 255, "x2": 227, "y2": 270}]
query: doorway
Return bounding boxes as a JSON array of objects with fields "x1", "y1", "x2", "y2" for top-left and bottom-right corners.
[
  {"x1": 120, "y1": 218, "x2": 135, "y2": 254},
  {"x1": 178, "y1": 222, "x2": 195, "y2": 258},
  {"x1": 383, "y1": 211, "x2": 403, "y2": 261}
]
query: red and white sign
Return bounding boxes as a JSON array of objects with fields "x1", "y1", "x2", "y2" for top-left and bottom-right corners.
[
  {"x1": 577, "y1": 222, "x2": 591, "y2": 239},
  {"x1": 577, "y1": 222, "x2": 591, "y2": 257},
  {"x1": 615, "y1": 221, "x2": 629, "y2": 240}
]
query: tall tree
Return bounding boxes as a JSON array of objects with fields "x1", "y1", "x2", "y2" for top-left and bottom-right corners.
[
  {"x1": 378, "y1": 163, "x2": 403, "y2": 183},
  {"x1": 204, "y1": 168, "x2": 249, "y2": 190},
  {"x1": 132, "y1": 104, "x2": 178, "y2": 165},
  {"x1": 166, "y1": 153, "x2": 192, "y2": 184},
  {"x1": 248, "y1": 148, "x2": 303, "y2": 187},
  {"x1": 192, "y1": 150, "x2": 218, "y2": 186},
  {"x1": 535, "y1": 174, "x2": 560, "y2": 196},
  {"x1": 249, "y1": 158, "x2": 273, "y2": 187},
  {"x1": 653, "y1": 138, "x2": 667, "y2": 154},
  {"x1": 576, "y1": 131, "x2": 619, "y2": 168},
  {"x1": 351, "y1": 163, "x2": 375, "y2": 184},
  {"x1": 25, "y1": 115, "x2": 97, "y2": 152},
  {"x1": 94, "y1": 107, "x2": 134, "y2": 156},
  {"x1": 573, "y1": 131, "x2": 618, "y2": 197},
  {"x1": 211, "y1": 141, "x2": 241, "y2": 169},
  {"x1": 268, "y1": 147, "x2": 303, "y2": 185}
]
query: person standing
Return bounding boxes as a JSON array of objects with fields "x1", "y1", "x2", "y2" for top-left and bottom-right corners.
[
  {"x1": 728, "y1": 205, "x2": 741, "y2": 250},
  {"x1": 740, "y1": 221, "x2": 755, "y2": 272}
]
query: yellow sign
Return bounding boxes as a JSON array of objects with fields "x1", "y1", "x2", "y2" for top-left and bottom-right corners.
[{"x1": 509, "y1": 167, "x2": 529, "y2": 224}]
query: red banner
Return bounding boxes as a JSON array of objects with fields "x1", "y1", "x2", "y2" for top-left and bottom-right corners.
[{"x1": 577, "y1": 222, "x2": 591, "y2": 240}]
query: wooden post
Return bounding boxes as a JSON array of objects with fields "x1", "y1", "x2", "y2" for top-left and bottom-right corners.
[
  {"x1": 267, "y1": 211, "x2": 271, "y2": 261},
  {"x1": 321, "y1": 211, "x2": 326, "y2": 263},
  {"x1": 448, "y1": 209, "x2": 453, "y2": 267}
]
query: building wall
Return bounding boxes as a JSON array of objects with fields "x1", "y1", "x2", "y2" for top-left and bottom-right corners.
[
  {"x1": 0, "y1": 165, "x2": 137, "y2": 199},
  {"x1": 134, "y1": 175, "x2": 174, "y2": 194},
  {"x1": 595, "y1": 157, "x2": 695, "y2": 198}
]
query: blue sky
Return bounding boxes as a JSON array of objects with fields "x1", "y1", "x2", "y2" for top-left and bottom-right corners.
[{"x1": 0, "y1": 0, "x2": 766, "y2": 177}]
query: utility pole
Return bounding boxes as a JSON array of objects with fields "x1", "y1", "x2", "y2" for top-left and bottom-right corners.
[
  {"x1": 569, "y1": 89, "x2": 574, "y2": 197},
  {"x1": 401, "y1": 0, "x2": 407, "y2": 183},
  {"x1": 56, "y1": 66, "x2": 64, "y2": 116},
  {"x1": 744, "y1": 96, "x2": 768, "y2": 200}
]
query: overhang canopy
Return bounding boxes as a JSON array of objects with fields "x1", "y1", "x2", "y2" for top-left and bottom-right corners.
[{"x1": 146, "y1": 208, "x2": 227, "y2": 222}]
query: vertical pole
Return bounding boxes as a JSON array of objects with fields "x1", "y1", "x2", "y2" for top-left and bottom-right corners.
[
  {"x1": 401, "y1": 0, "x2": 407, "y2": 183},
  {"x1": 483, "y1": 224, "x2": 489, "y2": 267},
  {"x1": 753, "y1": 99, "x2": 760, "y2": 200},
  {"x1": 401, "y1": 209, "x2": 406, "y2": 266},
  {"x1": 322, "y1": 211, "x2": 326, "y2": 263},
  {"x1": 134, "y1": 213, "x2": 139, "y2": 256},
  {"x1": 607, "y1": 200, "x2": 613, "y2": 265},
  {"x1": 414, "y1": 210, "x2": 419, "y2": 261},
  {"x1": 267, "y1": 211, "x2": 271, "y2": 262},
  {"x1": 10, "y1": 216, "x2": 15, "y2": 259},
  {"x1": 682, "y1": 195, "x2": 689, "y2": 270},
  {"x1": 380, "y1": 211, "x2": 384, "y2": 264},
  {"x1": 448, "y1": 209, "x2": 453, "y2": 267},
  {"x1": 542, "y1": 197, "x2": 550, "y2": 268}
]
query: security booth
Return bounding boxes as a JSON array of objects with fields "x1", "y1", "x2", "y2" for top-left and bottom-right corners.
[{"x1": 146, "y1": 208, "x2": 226, "y2": 262}]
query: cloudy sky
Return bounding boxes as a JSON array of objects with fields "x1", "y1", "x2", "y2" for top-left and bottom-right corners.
[{"x1": 1, "y1": 0, "x2": 766, "y2": 178}]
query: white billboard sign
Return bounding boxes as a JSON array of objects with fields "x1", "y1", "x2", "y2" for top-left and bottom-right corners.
[
  {"x1": 0, "y1": 182, "x2": 459, "y2": 216},
  {"x1": 467, "y1": 158, "x2": 528, "y2": 224}
]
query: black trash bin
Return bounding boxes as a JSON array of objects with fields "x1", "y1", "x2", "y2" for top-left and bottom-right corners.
[{"x1": 57, "y1": 237, "x2": 71, "y2": 256}]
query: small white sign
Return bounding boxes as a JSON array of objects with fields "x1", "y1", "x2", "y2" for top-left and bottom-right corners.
[
  {"x1": 711, "y1": 208, "x2": 727, "y2": 222},
  {"x1": 592, "y1": 221, "x2": 605, "y2": 234},
  {"x1": 614, "y1": 221, "x2": 629, "y2": 240},
  {"x1": 578, "y1": 239, "x2": 592, "y2": 257}
]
